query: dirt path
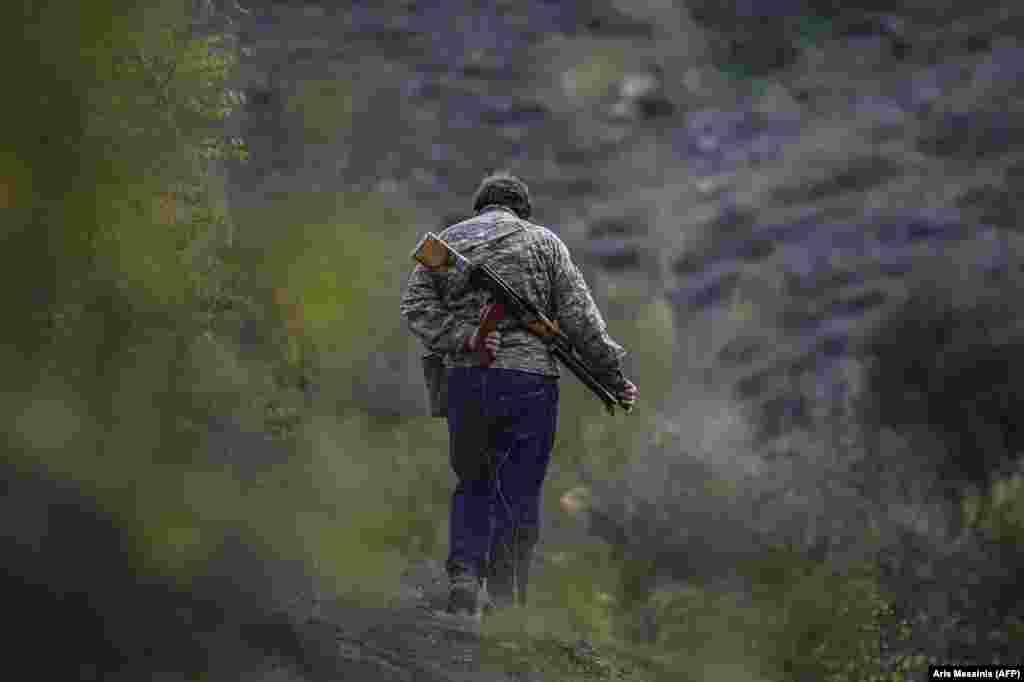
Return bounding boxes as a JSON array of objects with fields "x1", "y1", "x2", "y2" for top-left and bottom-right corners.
[{"x1": 267, "y1": 559, "x2": 546, "y2": 681}]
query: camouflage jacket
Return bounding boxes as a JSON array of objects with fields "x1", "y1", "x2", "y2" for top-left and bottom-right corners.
[{"x1": 400, "y1": 206, "x2": 628, "y2": 392}]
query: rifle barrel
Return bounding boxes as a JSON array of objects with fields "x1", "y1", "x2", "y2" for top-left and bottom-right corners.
[{"x1": 550, "y1": 345, "x2": 618, "y2": 415}]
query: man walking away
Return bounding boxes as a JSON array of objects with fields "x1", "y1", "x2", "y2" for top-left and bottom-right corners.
[{"x1": 400, "y1": 172, "x2": 638, "y2": 618}]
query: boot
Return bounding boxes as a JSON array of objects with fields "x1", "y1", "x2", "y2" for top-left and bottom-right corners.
[
  {"x1": 446, "y1": 572, "x2": 482, "y2": 619},
  {"x1": 486, "y1": 531, "x2": 536, "y2": 611}
]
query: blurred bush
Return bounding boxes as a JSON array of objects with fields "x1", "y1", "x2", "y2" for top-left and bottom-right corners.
[
  {"x1": 286, "y1": 78, "x2": 353, "y2": 145},
  {"x1": 0, "y1": 1, "x2": 455, "y2": 677},
  {"x1": 562, "y1": 46, "x2": 630, "y2": 101},
  {"x1": 962, "y1": 464, "x2": 1024, "y2": 547}
]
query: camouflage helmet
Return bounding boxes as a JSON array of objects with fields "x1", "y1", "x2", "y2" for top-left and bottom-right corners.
[{"x1": 471, "y1": 170, "x2": 531, "y2": 220}]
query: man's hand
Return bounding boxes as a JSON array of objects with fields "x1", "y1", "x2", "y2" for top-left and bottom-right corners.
[
  {"x1": 465, "y1": 302, "x2": 504, "y2": 365},
  {"x1": 468, "y1": 329, "x2": 502, "y2": 359},
  {"x1": 483, "y1": 330, "x2": 501, "y2": 359},
  {"x1": 618, "y1": 379, "x2": 639, "y2": 407}
]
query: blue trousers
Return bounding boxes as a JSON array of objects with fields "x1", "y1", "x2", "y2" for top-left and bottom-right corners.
[{"x1": 445, "y1": 367, "x2": 559, "y2": 594}]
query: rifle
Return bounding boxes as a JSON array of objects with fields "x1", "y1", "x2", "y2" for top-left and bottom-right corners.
[{"x1": 411, "y1": 231, "x2": 632, "y2": 416}]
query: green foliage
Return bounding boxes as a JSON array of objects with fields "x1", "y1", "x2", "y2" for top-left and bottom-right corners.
[
  {"x1": 962, "y1": 467, "x2": 1024, "y2": 544},
  {"x1": 481, "y1": 575, "x2": 667, "y2": 682},
  {"x1": 230, "y1": 411, "x2": 456, "y2": 600},
  {"x1": 1, "y1": 0, "x2": 282, "y2": 591},
  {"x1": 717, "y1": 13, "x2": 833, "y2": 93},
  {"x1": 627, "y1": 547, "x2": 922, "y2": 681},
  {"x1": 547, "y1": 296, "x2": 676, "y2": 496},
  {"x1": 86, "y1": 20, "x2": 247, "y2": 175},
  {"x1": 480, "y1": 630, "x2": 663, "y2": 682},
  {"x1": 234, "y1": 189, "x2": 412, "y2": 384},
  {"x1": 71, "y1": 10, "x2": 248, "y2": 309},
  {"x1": 561, "y1": 566, "x2": 618, "y2": 643},
  {"x1": 616, "y1": 295, "x2": 677, "y2": 401},
  {"x1": 563, "y1": 48, "x2": 629, "y2": 100},
  {"x1": 718, "y1": 59, "x2": 773, "y2": 98},
  {"x1": 718, "y1": 61, "x2": 755, "y2": 82},
  {"x1": 795, "y1": 15, "x2": 835, "y2": 50},
  {"x1": 287, "y1": 78, "x2": 354, "y2": 145}
]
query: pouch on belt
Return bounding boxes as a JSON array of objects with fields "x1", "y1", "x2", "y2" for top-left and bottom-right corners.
[{"x1": 422, "y1": 352, "x2": 448, "y2": 418}]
